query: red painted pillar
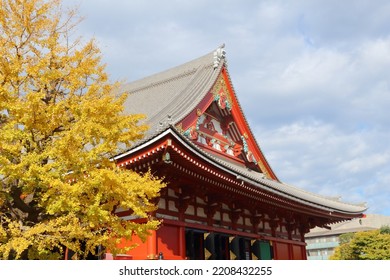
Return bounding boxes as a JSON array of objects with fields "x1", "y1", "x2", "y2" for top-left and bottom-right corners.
[
  {"x1": 272, "y1": 241, "x2": 277, "y2": 260},
  {"x1": 147, "y1": 230, "x2": 157, "y2": 259},
  {"x1": 178, "y1": 226, "x2": 186, "y2": 259}
]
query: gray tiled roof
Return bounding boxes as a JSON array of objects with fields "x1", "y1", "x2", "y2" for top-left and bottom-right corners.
[
  {"x1": 306, "y1": 214, "x2": 390, "y2": 237},
  {"x1": 172, "y1": 127, "x2": 367, "y2": 215},
  {"x1": 208, "y1": 152, "x2": 367, "y2": 214},
  {"x1": 117, "y1": 46, "x2": 367, "y2": 216},
  {"x1": 121, "y1": 47, "x2": 223, "y2": 137}
]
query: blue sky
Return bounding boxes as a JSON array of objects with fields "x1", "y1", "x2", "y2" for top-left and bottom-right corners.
[{"x1": 66, "y1": 0, "x2": 390, "y2": 216}]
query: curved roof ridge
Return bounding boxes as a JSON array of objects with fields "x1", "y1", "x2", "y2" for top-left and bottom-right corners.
[
  {"x1": 223, "y1": 67, "x2": 279, "y2": 181},
  {"x1": 121, "y1": 45, "x2": 226, "y2": 137},
  {"x1": 146, "y1": 64, "x2": 204, "y2": 127},
  {"x1": 270, "y1": 180, "x2": 367, "y2": 211},
  {"x1": 173, "y1": 58, "x2": 225, "y2": 123},
  {"x1": 164, "y1": 126, "x2": 367, "y2": 214}
]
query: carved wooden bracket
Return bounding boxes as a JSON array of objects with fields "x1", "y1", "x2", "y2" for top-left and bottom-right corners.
[{"x1": 175, "y1": 195, "x2": 193, "y2": 213}]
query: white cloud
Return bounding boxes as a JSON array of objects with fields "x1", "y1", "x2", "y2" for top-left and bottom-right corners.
[
  {"x1": 254, "y1": 119, "x2": 390, "y2": 214},
  {"x1": 340, "y1": 153, "x2": 390, "y2": 174},
  {"x1": 62, "y1": 0, "x2": 390, "y2": 216}
]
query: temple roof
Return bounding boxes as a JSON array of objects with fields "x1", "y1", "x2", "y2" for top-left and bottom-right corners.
[
  {"x1": 121, "y1": 46, "x2": 222, "y2": 136},
  {"x1": 120, "y1": 45, "x2": 278, "y2": 178},
  {"x1": 306, "y1": 214, "x2": 390, "y2": 237},
  {"x1": 117, "y1": 46, "x2": 367, "y2": 217}
]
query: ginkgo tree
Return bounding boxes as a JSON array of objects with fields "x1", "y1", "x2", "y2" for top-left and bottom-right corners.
[{"x1": 0, "y1": 0, "x2": 165, "y2": 259}]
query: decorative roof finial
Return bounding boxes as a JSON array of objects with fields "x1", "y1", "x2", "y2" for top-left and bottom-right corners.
[
  {"x1": 213, "y1": 45, "x2": 226, "y2": 69},
  {"x1": 158, "y1": 121, "x2": 164, "y2": 130}
]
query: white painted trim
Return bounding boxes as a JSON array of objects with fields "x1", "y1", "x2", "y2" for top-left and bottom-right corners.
[{"x1": 113, "y1": 129, "x2": 173, "y2": 160}]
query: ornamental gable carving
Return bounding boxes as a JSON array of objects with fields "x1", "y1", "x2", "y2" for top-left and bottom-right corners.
[{"x1": 180, "y1": 75, "x2": 260, "y2": 171}]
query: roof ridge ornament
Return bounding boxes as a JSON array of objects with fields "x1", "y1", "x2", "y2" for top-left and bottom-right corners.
[
  {"x1": 157, "y1": 114, "x2": 174, "y2": 132},
  {"x1": 167, "y1": 114, "x2": 173, "y2": 124},
  {"x1": 213, "y1": 46, "x2": 226, "y2": 69}
]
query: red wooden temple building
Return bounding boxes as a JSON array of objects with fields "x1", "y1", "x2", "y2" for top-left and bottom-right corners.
[{"x1": 112, "y1": 46, "x2": 366, "y2": 260}]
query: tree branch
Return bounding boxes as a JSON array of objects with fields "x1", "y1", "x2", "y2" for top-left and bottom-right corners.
[{"x1": 10, "y1": 184, "x2": 33, "y2": 214}]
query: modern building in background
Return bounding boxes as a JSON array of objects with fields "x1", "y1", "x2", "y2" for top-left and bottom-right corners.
[{"x1": 305, "y1": 214, "x2": 390, "y2": 260}]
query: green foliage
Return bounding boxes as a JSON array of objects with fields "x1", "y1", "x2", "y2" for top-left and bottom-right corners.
[
  {"x1": 0, "y1": 0, "x2": 165, "y2": 259},
  {"x1": 330, "y1": 229, "x2": 390, "y2": 260},
  {"x1": 338, "y1": 232, "x2": 355, "y2": 245},
  {"x1": 379, "y1": 226, "x2": 390, "y2": 234}
]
